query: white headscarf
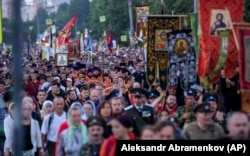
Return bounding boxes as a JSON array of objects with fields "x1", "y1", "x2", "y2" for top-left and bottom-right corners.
[{"x1": 82, "y1": 100, "x2": 96, "y2": 121}]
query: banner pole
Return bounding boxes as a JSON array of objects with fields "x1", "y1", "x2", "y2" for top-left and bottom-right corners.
[{"x1": 194, "y1": 0, "x2": 198, "y2": 13}]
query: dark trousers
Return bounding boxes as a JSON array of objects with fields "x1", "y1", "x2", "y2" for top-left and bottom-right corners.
[
  {"x1": 0, "y1": 137, "x2": 5, "y2": 156},
  {"x1": 47, "y1": 141, "x2": 56, "y2": 156}
]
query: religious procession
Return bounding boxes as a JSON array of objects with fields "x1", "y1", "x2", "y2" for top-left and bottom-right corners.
[{"x1": 0, "y1": 0, "x2": 249, "y2": 156}]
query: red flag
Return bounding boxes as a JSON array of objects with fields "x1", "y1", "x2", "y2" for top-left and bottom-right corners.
[
  {"x1": 107, "y1": 29, "x2": 113, "y2": 53},
  {"x1": 57, "y1": 14, "x2": 78, "y2": 46}
]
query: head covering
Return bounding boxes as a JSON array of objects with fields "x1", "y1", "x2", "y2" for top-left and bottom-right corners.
[
  {"x1": 86, "y1": 116, "x2": 106, "y2": 129},
  {"x1": 204, "y1": 95, "x2": 218, "y2": 103},
  {"x1": 42, "y1": 100, "x2": 53, "y2": 111},
  {"x1": 103, "y1": 73, "x2": 109, "y2": 77},
  {"x1": 148, "y1": 90, "x2": 159, "y2": 99},
  {"x1": 54, "y1": 77, "x2": 60, "y2": 81},
  {"x1": 82, "y1": 100, "x2": 96, "y2": 121},
  {"x1": 67, "y1": 64, "x2": 73, "y2": 68},
  {"x1": 87, "y1": 68, "x2": 92, "y2": 73},
  {"x1": 78, "y1": 63, "x2": 86, "y2": 69},
  {"x1": 190, "y1": 84, "x2": 203, "y2": 92},
  {"x1": 115, "y1": 114, "x2": 134, "y2": 129},
  {"x1": 184, "y1": 89, "x2": 196, "y2": 97},
  {"x1": 92, "y1": 67, "x2": 99, "y2": 72},
  {"x1": 120, "y1": 62, "x2": 126, "y2": 67},
  {"x1": 73, "y1": 66, "x2": 79, "y2": 71},
  {"x1": 167, "y1": 116, "x2": 178, "y2": 124},
  {"x1": 67, "y1": 105, "x2": 88, "y2": 149},
  {"x1": 31, "y1": 63, "x2": 37, "y2": 68},
  {"x1": 70, "y1": 101, "x2": 84, "y2": 115},
  {"x1": 130, "y1": 88, "x2": 147, "y2": 97},
  {"x1": 194, "y1": 103, "x2": 212, "y2": 113},
  {"x1": 66, "y1": 78, "x2": 72, "y2": 82}
]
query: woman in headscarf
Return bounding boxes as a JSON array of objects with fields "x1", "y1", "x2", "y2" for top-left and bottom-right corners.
[
  {"x1": 55, "y1": 101, "x2": 87, "y2": 156},
  {"x1": 57, "y1": 104, "x2": 88, "y2": 156},
  {"x1": 100, "y1": 114, "x2": 138, "y2": 156},
  {"x1": 40, "y1": 100, "x2": 53, "y2": 120},
  {"x1": 82, "y1": 101, "x2": 96, "y2": 122}
]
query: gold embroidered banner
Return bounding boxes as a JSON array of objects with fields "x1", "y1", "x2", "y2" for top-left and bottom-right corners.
[
  {"x1": 147, "y1": 15, "x2": 182, "y2": 90},
  {"x1": 135, "y1": 5, "x2": 150, "y2": 38}
]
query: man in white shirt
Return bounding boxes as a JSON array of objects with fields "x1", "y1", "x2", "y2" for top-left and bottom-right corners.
[{"x1": 41, "y1": 96, "x2": 67, "y2": 156}]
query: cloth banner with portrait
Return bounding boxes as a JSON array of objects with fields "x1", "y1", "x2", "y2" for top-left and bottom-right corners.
[
  {"x1": 146, "y1": 15, "x2": 181, "y2": 90},
  {"x1": 207, "y1": 29, "x2": 230, "y2": 83},
  {"x1": 168, "y1": 30, "x2": 196, "y2": 89},
  {"x1": 198, "y1": 0, "x2": 244, "y2": 79},
  {"x1": 235, "y1": 24, "x2": 250, "y2": 113},
  {"x1": 135, "y1": 5, "x2": 150, "y2": 38},
  {"x1": 68, "y1": 40, "x2": 80, "y2": 60}
]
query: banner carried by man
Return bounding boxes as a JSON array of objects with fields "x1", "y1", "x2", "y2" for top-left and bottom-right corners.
[{"x1": 57, "y1": 13, "x2": 78, "y2": 46}]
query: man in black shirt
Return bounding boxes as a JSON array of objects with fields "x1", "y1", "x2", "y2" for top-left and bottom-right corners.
[{"x1": 47, "y1": 82, "x2": 65, "y2": 101}]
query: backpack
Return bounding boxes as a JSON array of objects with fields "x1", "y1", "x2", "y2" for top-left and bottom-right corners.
[{"x1": 47, "y1": 111, "x2": 67, "y2": 134}]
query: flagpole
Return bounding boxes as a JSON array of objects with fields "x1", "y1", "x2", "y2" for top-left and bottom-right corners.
[{"x1": 194, "y1": 0, "x2": 198, "y2": 13}]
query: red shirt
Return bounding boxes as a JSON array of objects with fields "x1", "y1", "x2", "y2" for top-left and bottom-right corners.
[{"x1": 165, "y1": 105, "x2": 177, "y2": 116}]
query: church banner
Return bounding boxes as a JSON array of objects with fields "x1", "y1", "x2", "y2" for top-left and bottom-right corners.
[
  {"x1": 147, "y1": 15, "x2": 182, "y2": 90},
  {"x1": 68, "y1": 40, "x2": 80, "y2": 60},
  {"x1": 197, "y1": 0, "x2": 244, "y2": 78},
  {"x1": 168, "y1": 30, "x2": 197, "y2": 90},
  {"x1": 135, "y1": 5, "x2": 150, "y2": 38},
  {"x1": 235, "y1": 24, "x2": 250, "y2": 113},
  {"x1": 207, "y1": 29, "x2": 230, "y2": 83}
]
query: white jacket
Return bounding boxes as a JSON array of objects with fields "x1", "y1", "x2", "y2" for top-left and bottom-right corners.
[{"x1": 4, "y1": 116, "x2": 42, "y2": 154}]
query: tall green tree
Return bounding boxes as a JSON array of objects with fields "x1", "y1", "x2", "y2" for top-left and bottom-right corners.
[
  {"x1": 89, "y1": 0, "x2": 127, "y2": 39},
  {"x1": 244, "y1": 0, "x2": 250, "y2": 22}
]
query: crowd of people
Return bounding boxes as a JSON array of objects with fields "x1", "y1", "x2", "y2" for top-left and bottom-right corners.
[{"x1": 0, "y1": 46, "x2": 249, "y2": 156}]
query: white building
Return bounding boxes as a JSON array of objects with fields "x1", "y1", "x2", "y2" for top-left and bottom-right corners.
[
  {"x1": 21, "y1": 4, "x2": 37, "y2": 22},
  {"x1": 2, "y1": 0, "x2": 13, "y2": 19},
  {"x1": 44, "y1": 0, "x2": 70, "y2": 15},
  {"x1": 2, "y1": 0, "x2": 71, "y2": 21}
]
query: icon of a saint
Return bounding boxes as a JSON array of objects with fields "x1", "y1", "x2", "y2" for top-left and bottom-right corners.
[
  {"x1": 59, "y1": 56, "x2": 66, "y2": 65},
  {"x1": 210, "y1": 13, "x2": 227, "y2": 35},
  {"x1": 176, "y1": 40, "x2": 188, "y2": 57},
  {"x1": 155, "y1": 31, "x2": 168, "y2": 51}
]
